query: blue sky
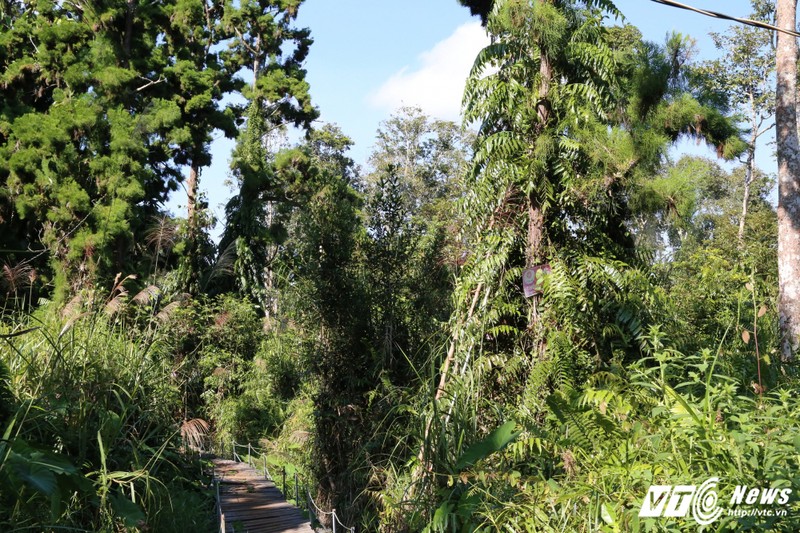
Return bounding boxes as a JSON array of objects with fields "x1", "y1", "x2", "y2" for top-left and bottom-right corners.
[{"x1": 172, "y1": 0, "x2": 765, "y2": 236}]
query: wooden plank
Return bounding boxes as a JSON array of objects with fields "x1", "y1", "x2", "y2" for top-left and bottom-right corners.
[{"x1": 213, "y1": 458, "x2": 315, "y2": 533}]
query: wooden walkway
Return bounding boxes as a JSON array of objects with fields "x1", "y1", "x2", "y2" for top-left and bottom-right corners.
[{"x1": 213, "y1": 458, "x2": 315, "y2": 533}]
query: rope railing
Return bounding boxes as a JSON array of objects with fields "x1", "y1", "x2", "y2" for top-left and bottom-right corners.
[
  {"x1": 306, "y1": 487, "x2": 355, "y2": 533},
  {"x1": 222, "y1": 440, "x2": 356, "y2": 533}
]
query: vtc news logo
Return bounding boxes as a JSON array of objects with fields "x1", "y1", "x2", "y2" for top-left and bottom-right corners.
[{"x1": 639, "y1": 477, "x2": 792, "y2": 525}]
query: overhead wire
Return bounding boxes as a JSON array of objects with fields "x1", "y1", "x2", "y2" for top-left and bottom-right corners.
[{"x1": 649, "y1": 0, "x2": 800, "y2": 37}]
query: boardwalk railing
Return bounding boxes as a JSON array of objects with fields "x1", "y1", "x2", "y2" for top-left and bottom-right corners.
[{"x1": 218, "y1": 440, "x2": 356, "y2": 533}]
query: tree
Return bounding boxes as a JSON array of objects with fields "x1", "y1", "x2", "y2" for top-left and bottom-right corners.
[
  {"x1": 158, "y1": 0, "x2": 239, "y2": 292},
  {"x1": 222, "y1": 0, "x2": 316, "y2": 130},
  {"x1": 218, "y1": 102, "x2": 277, "y2": 313},
  {"x1": 459, "y1": 0, "x2": 494, "y2": 24},
  {"x1": 218, "y1": 0, "x2": 318, "y2": 310},
  {"x1": 278, "y1": 131, "x2": 368, "y2": 522},
  {"x1": 648, "y1": 0, "x2": 800, "y2": 364},
  {"x1": 695, "y1": 0, "x2": 775, "y2": 246},
  {"x1": 775, "y1": 0, "x2": 800, "y2": 359},
  {"x1": 0, "y1": 1, "x2": 190, "y2": 296},
  {"x1": 368, "y1": 106, "x2": 473, "y2": 218},
  {"x1": 415, "y1": 1, "x2": 745, "y2": 516},
  {"x1": 645, "y1": 156, "x2": 778, "y2": 356},
  {"x1": 450, "y1": 2, "x2": 742, "y2": 371}
]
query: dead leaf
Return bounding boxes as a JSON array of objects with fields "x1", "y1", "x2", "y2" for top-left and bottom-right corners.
[
  {"x1": 742, "y1": 330, "x2": 751, "y2": 344},
  {"x1": 758, "y1": 305, "x2": 767, "y2": 318},
  {"x1": 745, "y1": 282, "x2": 754, "y2": 292}
]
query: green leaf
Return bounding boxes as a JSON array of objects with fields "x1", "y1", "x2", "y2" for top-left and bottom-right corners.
[
  {"x1": 12, "y1": 458, "x2": 56, "y2": 494},
  {"x1": 601, "y1": 503, "x2": 616, "y2": 525},
  {"x1": 455, "y1": 421, "x2": 521, "y2": 471},
  {"x1": 111, "y1": 493, "x2": 145, "y2": 528}
]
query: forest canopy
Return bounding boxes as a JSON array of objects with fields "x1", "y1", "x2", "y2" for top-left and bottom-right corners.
[{"x1": 2, "y1": 0, "x2": 800, "y2": 531}]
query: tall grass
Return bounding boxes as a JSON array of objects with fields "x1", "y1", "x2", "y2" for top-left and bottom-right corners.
[
  {"x1": 389, "y1": 329, "x2": 800, "y2": 532},
  {"x1": 0, "y1": 299, "x2": 215, "y2": 531}
]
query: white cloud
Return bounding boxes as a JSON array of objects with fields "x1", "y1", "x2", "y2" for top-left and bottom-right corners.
[{"x1": 368, "y1": 22, "x2": 489, "y2": 121}]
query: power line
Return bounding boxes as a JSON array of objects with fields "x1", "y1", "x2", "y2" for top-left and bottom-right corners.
[{"x1": 650, "y1": 0, "x2": 800, "y2": 37}]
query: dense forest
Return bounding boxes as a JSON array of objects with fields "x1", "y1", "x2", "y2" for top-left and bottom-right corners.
[{"x1": 2, "y1": 0, "x2": 800, "y2": 531}]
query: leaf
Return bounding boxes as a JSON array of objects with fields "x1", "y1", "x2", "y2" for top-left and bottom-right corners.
[
  {"x1": 9, "y1": 447, "x2": 76, "y2": 497},
  {"x1": 0, "y1": 327, "x2": 39, "y2": 339},
  {"x1": 745, "y1": 282, "x2": 754, "y2": 292},
  {"x1": 111, "y1": 493, "x2": 145, "y2": 528},
  {"x1": 758, "y1": 305, "x2": 767, "y2": 318},
  {"x1": 742, "y1": 330, "x2": 751, "y2": 344},
  {"x1": 12, "y1": 458, "x2": 56, "y2": 494},
  {"x1": 601, "y1": 503, "x2": 616, "y2": 525},
  {"x1": 455, "y1": 421, "x2": 521, "y2": 471}
]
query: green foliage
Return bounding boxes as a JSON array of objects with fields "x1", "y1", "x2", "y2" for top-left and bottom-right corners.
[
  {"x1": 455, "y1": 421, "x2": 521, "y2": 471},
  {"x1": 392, "y1": 338, "x2": 800, "y2": 532},
  {"x1": 0, "y1": 302, "x2": 214, "y2": 531},
  {"x1": 1, "y1": 2, "x2": 793, "y2": 532},
  {"x1": 0, "y1": 0, "x2": 317, "y2": 300},
  {"x1": 391, "y1": 1, "x2": 766, "y2": 532}
]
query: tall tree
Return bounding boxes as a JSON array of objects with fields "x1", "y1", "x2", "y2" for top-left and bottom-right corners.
[
  {"x1": 695, "y1": 0, "x2": 775, "y2": 246},
  {"x1": 775, "y1": 0, "x2": 800, "y2": 358},
  {"x1": 159, "y1": 0, "x2": 239, "y2": 292},
  {"x1": 420, "y1": 0, "x2": 745, "y2": 486},
  {"x1": 0, "y1": 0, "x2": 194, "y2": 296},
  {"x1": 219, "y1": 0, "x2": 318, "y2": 311},
  {"x1": 367, "y1": 106, "x2": 473, "y2": 225}
]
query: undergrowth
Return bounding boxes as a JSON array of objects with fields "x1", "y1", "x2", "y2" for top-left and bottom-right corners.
[{"x1": 0, "y1": 300, "x2": 215, "y2": 532}]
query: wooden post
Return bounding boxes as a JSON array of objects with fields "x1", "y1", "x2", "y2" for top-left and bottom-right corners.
[
  {"x1": 263, "y1": 455, "x2": 267, "y2": 479},
  {"x1": 294, "y1": 472, "x2": 298, "y2": 503},
  {"x1": 282, "y1": 466, "x2": 286, "y2": 495},
  {"x1": 306, "y1": 486, "x2": 311, "y2": 518}
]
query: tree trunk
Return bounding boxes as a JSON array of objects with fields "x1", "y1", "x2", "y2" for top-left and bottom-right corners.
[
  {"x1": 185, "y1": 164, "x2": 200, "y2": 293},
  {"x1": 527, "y1": 201, "x2": 544, "y2": 266},
  {"x1": 252, "y1": 35, "x2": 261, "y2": 90},
  {"x1": 536, "y1": 0, "x2": 553, "y2": 127},
  {"x1": 537, "y1": 54, "x2": 552, "y2": 125},
  {"x1": 187, "y1": 164, "x2": 198, "y2": 225},
  {"x1": 737, "y1": 142, "x2": 755, "y2": 246},
  {"x1": 124, "y1": 0, "x2": 136, "y2": 63},
  {"x1": 775, "y1": 0, "x2": 800, "y2": 359}
]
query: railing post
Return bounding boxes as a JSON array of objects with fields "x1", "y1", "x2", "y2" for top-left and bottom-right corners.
[
  {"x1": 263, "y1": 455, "x2": 267, "y2": 480},
  {"x1": 282, "y1": 466, "x2": 286, "y2": 495},
  {"x1": 294, "y1": 472, "x2": 298, "y2": 503},
  {"x1": 215, "y1": 478, "x2": 222, "y2": 533},
  {"x1": 332, "y1": 509, "x2": 337, "y2": 533}
]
